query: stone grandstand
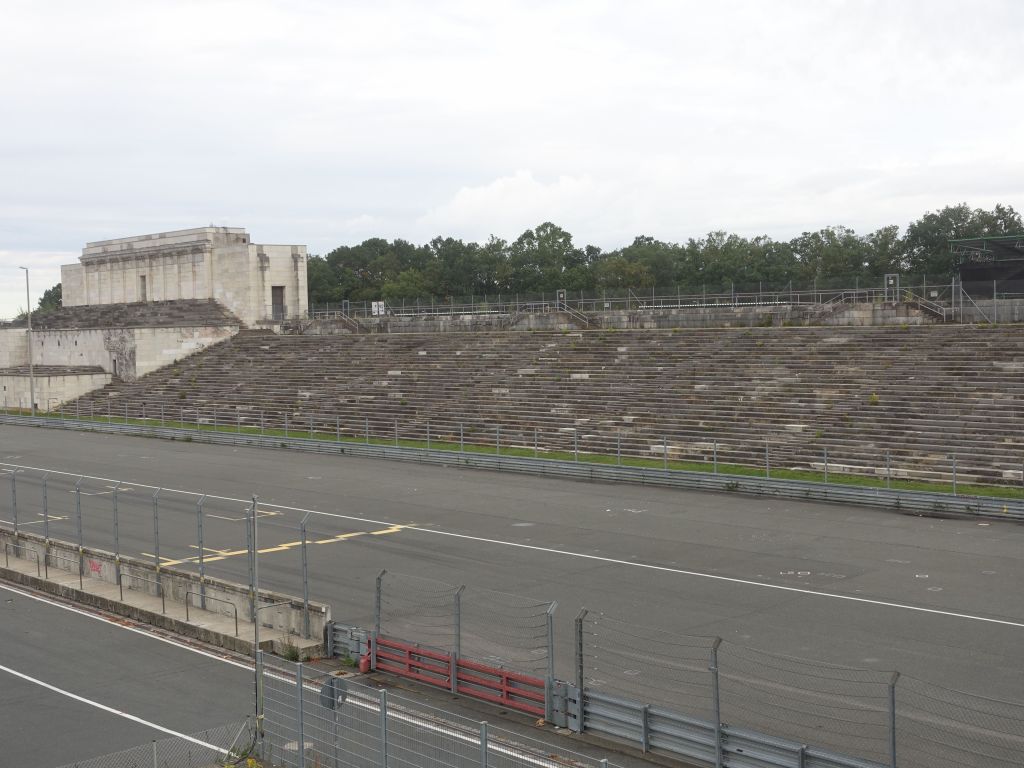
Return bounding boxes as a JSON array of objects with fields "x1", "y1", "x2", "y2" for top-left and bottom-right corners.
[
  {"x1": 67, "y1": 325, "x2": 1024, "y2": 487},
  {"x1": 7, "y1": 298, "x2": 242, "y2": 331}
]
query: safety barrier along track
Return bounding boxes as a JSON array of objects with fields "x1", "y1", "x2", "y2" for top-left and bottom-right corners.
[{"x1": 3, "y1": 413, "x2": 1022, "y2": 522}]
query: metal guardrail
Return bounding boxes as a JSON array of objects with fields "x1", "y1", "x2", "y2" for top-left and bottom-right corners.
[
  {"x1": 3, "y1": 413, "x2": 1022, "y2": 520},
  {"x1": 582, "y1": 689, "x2": 886, "y2": 768}
]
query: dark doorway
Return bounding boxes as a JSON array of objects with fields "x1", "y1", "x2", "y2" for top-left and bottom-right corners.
[{"x1": 272, "y1": 286, "x2": 286, "y2": 321}]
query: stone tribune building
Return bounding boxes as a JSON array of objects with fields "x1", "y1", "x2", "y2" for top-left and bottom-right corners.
[
  {"x1": 61, "y1": 226, "x2": 308, "y2": 326},
  {"x1": 1, "y1": 226, "x2": 307, "y2": 411}
]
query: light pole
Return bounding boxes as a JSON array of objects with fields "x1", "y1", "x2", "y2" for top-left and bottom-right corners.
[{"x1": 17, "y1": 267, "x2": 35, "y2": 416}]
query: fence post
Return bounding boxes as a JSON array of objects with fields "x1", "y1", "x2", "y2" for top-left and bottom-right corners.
[
  {"x1": 152, "y1": 740, "x2": 158, "y2": 768},
  {"x1": 765, "y1": 439, "x2": 770, "y2": 479},
  {"x1": 545, "y1": 602, "x2": 557, "y2": 723},
  {"x1": 373, "y1": 569, "x2": 385, "y2": 671},
  {"x1": 236, "y1": 412, "x2": 241, "y2": 434},
  {"x1": 245, "y1": 499, "x2": 256, "y2": 623},
  {"x1": 284, "y1": 411, "x2": 289, "y2": 438},
  {"x1": 379, "y1": 689, "x2": 389, "y2": 768},
  {"x1": 152, "y1": 489, "x2": 161, "y2": 572},
  {"x1": 113, "y1": 482, "x2": 122, "y2": 597},
  {"x1": 534, "y1": 427, "x2": 538, "y2": 458},
  {"x1": 663, "y1": 437, "x2": 668, "y2": 470},
  {"x1": 951, "y1": 454, "x2": 957, "y2": 495},
  {"x1": 824, "y1": 447, "x2": 829, "y2": 484},
  {"x1": 75, "y1": 477, "x2": 84, "y2": 589},
  {"x1": 426, "y1": 421, "x2": 431, "y2": 455},
  {"x1": 301, "y1": 512, "x2": 311, "y2": 639},
  {"x1": 197, "y1": 495, "x2": 206, "y2": 610},
  {"x1": 889, "y1": 671, "x2": 900, "y2": 768},
  {"x1": 296, "y1": 662, "x2": 305, "y2": 768},
  {"x1": 41, "y1": 474, "x2": 49, "y2": 575},
  {"x1": 574, "y1": 431, "x2": 579, "y2": 462},
  {"x1": 713, "y1": 440, "x2": 718, "y2": 474},
  {"x1": 452, "y1": 585, "x2": 464, "y2": 694},
  {"x1": 496, "y1": 425, "x2": 500, "y2": 458},
  {"x1": 617, "y1": 435, "x2": 621, "y2": 466},
  {"x1": 479, "y1": 722, "x2": 489, "y2": 768},
  {"x1": 336, "y1": 415, "x2": 340, "y2": 443},
  {"x1": 710, "y1": 638, "x2": 723, "y2": 768},
  {"x1": 160, "y1": 404, "x2": 164, "y2": 427},
  {"x1": 260, "y1": 410, "x2": 264, "y2": 436},
  {"x1": 886, "y1": 450, "x2": 892, "y2": 489},
  {"x1": 460, "y1": 422, "x2": 464, "y2": 453},
  {"x1": 394, "y1": 418, "x2": 398, "y2": 447},
  {"x1": 365, "y1": 416, "x2": 369, "y2": 444},
  {"x1": 9, "y1": 471, "x2": 16, "y2": 535},
  {"x1": 574, "y1": 609, "x2": 587, "y2": 698}
]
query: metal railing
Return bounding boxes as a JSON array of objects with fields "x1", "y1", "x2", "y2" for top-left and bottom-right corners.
[
  {"x1": 260, "y1": 655, "x2": 620, "y2": 768},
  {"x1": 4, "y1": 541, "x2": 40, "y2": 577},
  {"x1": 185, "y1": 591, "x2": 239, "y2": 636},
  {"x1": 121, "y1": 566, "x2": 165, "y2": 613},
  {"x1": 4, "y1": 412, "x2": 1021, "y2": 520}
]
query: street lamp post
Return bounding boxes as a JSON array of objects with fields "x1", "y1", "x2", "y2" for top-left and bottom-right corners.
[{"x1": 18, "y1": 267, "x2": 35, "y2": 416}]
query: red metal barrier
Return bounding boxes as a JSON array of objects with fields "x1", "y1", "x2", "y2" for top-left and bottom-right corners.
[
  {"x1": 456, "y1": 657, "x2": 546, "y2": 717},
  {"x1": 374, "y1": 636, "x2": 451, "y2": 688},
  {"x1": 372, "y1": 636, "x2": 547, "y2": 717}
]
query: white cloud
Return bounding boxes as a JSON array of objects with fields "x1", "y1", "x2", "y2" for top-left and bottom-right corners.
[{"x1": 1, "y1": 0, "x2": 1022, "y2": 313}]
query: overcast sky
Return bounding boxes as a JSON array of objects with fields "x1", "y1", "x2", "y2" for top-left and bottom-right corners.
[{"x1": 2, "y1": 0, "x2": 1022, "y2": 317}]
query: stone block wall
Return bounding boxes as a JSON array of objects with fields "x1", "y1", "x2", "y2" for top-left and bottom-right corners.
[
  {"x1": 1, "y1": 371, "x2": 111, "y2": 411},
  {"x1": 61, "y1": 227, "x2": 307, "y2": 326}
]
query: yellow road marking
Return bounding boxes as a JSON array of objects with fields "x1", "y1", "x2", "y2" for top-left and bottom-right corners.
[{"x1": 151, "y1": 524, "x2": 411, "y2": 567}]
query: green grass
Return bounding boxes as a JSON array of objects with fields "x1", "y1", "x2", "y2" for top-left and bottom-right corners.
[{"x1": 10, "y1": 409, "x2": 1023, "y2": 501}]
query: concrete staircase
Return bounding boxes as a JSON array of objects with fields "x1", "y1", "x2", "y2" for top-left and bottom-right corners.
[{"x1": 67, "y1": 326, "x2": 1024, "y2": 486}]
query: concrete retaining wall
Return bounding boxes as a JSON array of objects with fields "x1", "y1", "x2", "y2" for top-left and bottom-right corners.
[
  {"x1": 1, "y1": 371, "x2": 112, "y2": 412},
  {"x1": 306, "y1": 301, "x2": 946, "y2": 334},
  {"x1": 0, "y1": 529, "x2": 330, "y2": 656}
]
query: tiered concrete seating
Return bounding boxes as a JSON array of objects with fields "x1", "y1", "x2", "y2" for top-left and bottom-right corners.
[
  {"x1": 9, "y1": 299, "x2": 242, "y2": 329},
  {"x1": 68, "y1": 326, "x2": 1024, "y2": 486}
]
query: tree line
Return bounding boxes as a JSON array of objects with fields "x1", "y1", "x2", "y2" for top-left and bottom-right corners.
[{"x1": 307, "y1": 202, "x2": 1021, "y2": 303}]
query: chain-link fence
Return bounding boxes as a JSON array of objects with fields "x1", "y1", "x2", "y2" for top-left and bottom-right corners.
[
  {"x1": 575, "y1": 610, "x2": 1024, "y2": 768},
  {"x1": 0, "y1": 464, "x2": 326, "y2": 641},
  {"x1": 577, "y1": 611, "x2": 716, "y2": 722},
  {"x1": 375, "y1": 570, "x2": 555, "y2": 679},
  {"x1": 54, "y1": 719, "x2": 253, "y2": 768},
  {"x1": 260, "y1": 656, "x2": 617, "y2": 768},
  {"x1": 897, "y1": 674, "x2": 1024, "y2": 767},
  {"x1": 11, "y1": 394, "x2": 1022, "y2": 493}
]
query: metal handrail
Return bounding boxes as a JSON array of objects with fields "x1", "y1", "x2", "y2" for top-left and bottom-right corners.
[
  {"x1": 121, "y1": 567, "x2": 165, "y2": 614},
  {"x1": 48, "y1": 551, "x2": 83, "y2": 590},
  {"x1": 4, "y1": 542, "x2": 41, "y2": 577},
  {"x1": 185, "y1": 591, "x2": 239, "y2": 636}
]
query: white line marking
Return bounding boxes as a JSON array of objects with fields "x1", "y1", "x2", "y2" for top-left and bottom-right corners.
[
  {"x1": 4, "y1": 461, "x2": 1022, "y2": 629},
  {"x1": 0, "y1": 662, "x2": 228, "y2": 752},
  {"x1": 0, "y1": 583, "x2": 252, "y2": 671}
]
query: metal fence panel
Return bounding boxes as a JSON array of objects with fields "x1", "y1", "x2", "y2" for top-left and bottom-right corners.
[
  {"x1": 579, "y1": 611, "x2": 716, "y2": 721},
  {"x1": 717, "y1": 641, "x2": 892, "y2": 764},
  {"x1": 54, "y1": 720, "x2": 250, "y2": 768},
  {"x1": 4, "y1": 416, "x2": 1019, "y2": 521},
  {"x1": 896, "y1": 674, "x2": 1024, "y2": 768},
  {"x1": 261, "y1": 658, "x2": 619, "y2": 768}
]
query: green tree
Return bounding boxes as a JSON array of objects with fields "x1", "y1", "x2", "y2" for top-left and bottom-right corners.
[
  {"x1": 901, "y1": 203, "x2": 1023, "y2": 275},
  {"x1": 38, "y1": 283, "x2": 62, "y2": 312}
]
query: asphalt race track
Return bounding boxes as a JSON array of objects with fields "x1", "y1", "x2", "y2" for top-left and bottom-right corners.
[
  {"x1": 2, "y1": 423, "x2": 1023, "y2": 706},
  {"x1": 0, "y1": 582, "x2": 252, "y2": 766}
]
